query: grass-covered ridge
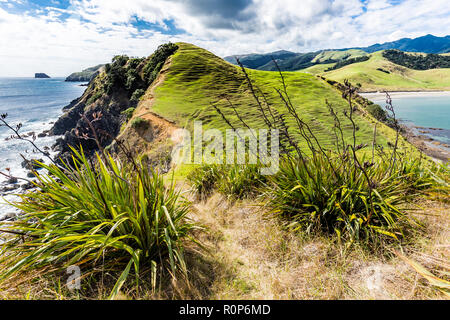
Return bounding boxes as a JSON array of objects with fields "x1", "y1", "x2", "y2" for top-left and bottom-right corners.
[
  {"x1": 147, "y1": 43, "x2": 418, "y2": 156},
  {"x1": 305, "y1": 51, "x2": 450, "y2": 92}
]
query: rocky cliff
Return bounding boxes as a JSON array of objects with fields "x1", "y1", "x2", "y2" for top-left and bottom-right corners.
[
  {"x1": 50, "y1": 44, "x2": 179, "y2": 162},
  {"x1": 65, "y1": 64, "x2": 105, "y2": 82}
]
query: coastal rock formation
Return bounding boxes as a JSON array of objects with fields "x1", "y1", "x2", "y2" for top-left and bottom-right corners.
[
  {"x1": 50, "y1": 43, "x2": 179, "y2": 162},
  {"x1": 65, "y1": 64, "x2": 105, "y2": 82},
  {"x1": 50, "y1": 83, "x2": 131, "y2": 161},
  {"x1": 35, "y1": 73, "x2": 50, "y2": 78}
]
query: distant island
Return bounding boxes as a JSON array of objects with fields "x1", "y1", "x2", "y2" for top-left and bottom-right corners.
[
  {"x1": 35, "y1": 73, "x2": 50, "y2": 78},
  {"x1": 65, "y1": 64, "x2": 105, "y2": 82}
]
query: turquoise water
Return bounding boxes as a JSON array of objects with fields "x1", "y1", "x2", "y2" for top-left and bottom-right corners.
[{"x1": 371, "y1": 96, "x2": 450, "y2": 144}]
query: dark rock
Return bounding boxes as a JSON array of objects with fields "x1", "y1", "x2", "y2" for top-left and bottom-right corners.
[
  {"x1": 8, "y1": 177, "x2": 18, "y2": 184},
  {"x1": 22, "y1": 131, "x2": 35, "y2": 138},
  {"x1": 21, "y1": 158, "x2": 44, "y2": 170},
  {"x1": 0, "y1": 212, "x2": 16, "y2": 221},
  {"x1": 27, "y1": 171, "x2": 36, "y2": 178},
  {"x1": 50, "y1": 100, "x2": 86, "y2": 135},
  {"x1": 21, "y1": 182, "x2": 35, "y2": 190},
  {"x1": 51, "y1": 88, "x2": 132, "y2": 163},
  {"x1": 38, "y1": 132, "x2": 47, "y2": 138},
  {"x1": 2, "y1": 184, "x2": 19, "y2": 192}
]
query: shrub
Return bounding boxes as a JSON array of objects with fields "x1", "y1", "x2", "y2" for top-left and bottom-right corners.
[
  {"x1": 131, "y1": 117, "x2": 149, "y2": 130},
  {"x1": 325, "y1": 56, "x2": 370, "y2": 71},
  {"x1": 121, "y1": 107, "x2": 135, "y2": 120},
  {"x1": 143, "y1": 43, "x2": 178, "y2": 85},
  {"x1": 87, "y1": 89, "x2": 104, "y2": 105},
  {"x1": 0, "y1": 148, "x2": 196, "y2": 299},
  {"x1": 383, "y1": 49, "x2": 450, "y2": 70},
  {"x1": 217, "y1": 164, "x2": 267, "y2": 200},
  {"x1": 131, "y1": 89, "x2": 145, "y2": 102},
  {"x1": 266, "y1": 154, "x2": 421, "y2": 246},
  {"x1": 366, "y1": 103, "x2": 388, "y2": 122},
  {"x1": 187, "y1": 164, "x2": 221, "y2": 200},
  {"x1": 187, "y1": 164, "x2": 267, "y2": 200},
  {"x1": 104, "y1": 55, "x2": 145, "y2": 96}
]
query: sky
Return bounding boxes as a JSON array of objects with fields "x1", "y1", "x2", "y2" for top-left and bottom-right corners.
[{"x1": 0, "y1": 0, "x2": 449, "y2": 77}]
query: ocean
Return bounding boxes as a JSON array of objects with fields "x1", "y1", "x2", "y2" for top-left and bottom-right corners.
[{"x1": 0, "y1": 77, "x2": 86, "y2": 218}]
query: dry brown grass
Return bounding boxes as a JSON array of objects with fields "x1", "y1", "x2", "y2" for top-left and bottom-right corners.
[
  {"x1": 0, "y1": 192, "x2": 448, "y2": 300},
  {"x1": 180, "y1": 193, "x2": 449, "y2": 300}
]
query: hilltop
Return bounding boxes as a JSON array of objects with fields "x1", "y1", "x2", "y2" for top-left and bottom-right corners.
[
  {"x1": 303, "y1": 51, "x2": 450, "y2": 92},
  {"x1": 343, "y1": 34, "x2": 450, "y2": 54}
]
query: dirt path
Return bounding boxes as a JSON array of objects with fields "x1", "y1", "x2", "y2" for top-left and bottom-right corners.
[{"x1": 116, "y1": 57, "x2": 181, "y2": 153}]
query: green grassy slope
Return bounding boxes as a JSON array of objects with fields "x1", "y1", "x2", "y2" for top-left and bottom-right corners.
[
  {"x1": 310, "y1": 51, "x2": 450, "y2": 92},
  {"x1": 146, "y1": 43, "x2": 419, "y2": 156},
  {"x1": 300, "y1": 63, "x2": 335, "y2": 74},
  {"x1": 311, "y1": 49, "x2": 368, "y2": 63}
]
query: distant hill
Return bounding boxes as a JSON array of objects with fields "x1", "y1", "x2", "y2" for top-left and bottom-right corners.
[
  {"x1": 35, "y1": 73, "x2": 50, "y2": 78},
  {"x1": 225, "y1": 34, "x2": 450, "y2": 71},
  {"x1": 65, "y1": 64, "x2": 105, "y2": 82},
  {"x1": 344, "y1": 34, "x2": 450, "y2": 54},
  {"x1": 307, "y1": 51, "x2": 450, "y2": 92},
  {"x1": 224, "y1": 50, "x2": 363, "y2": 71}
]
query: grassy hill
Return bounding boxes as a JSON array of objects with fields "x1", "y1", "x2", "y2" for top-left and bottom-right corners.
[
  {"x1": 119, "y1": 43, "x2": 421, "y2": 164},
  {"x1": 305, "y1": 51, "x2": 450, "y2": 92},
  {"x1": 226, "y1": 49, "x2": 369, "y2": 72},
  {"x1": 311, "y1": 49, "x2": 368, "y2": 63}
]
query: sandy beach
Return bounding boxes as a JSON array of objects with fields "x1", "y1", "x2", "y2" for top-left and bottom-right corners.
[
  {"x1": 360, "y1": 91, "x2": 450, "y2": 100},
  {"x1": 359, "y1": 91, "x2": 450, "y2": 100}
]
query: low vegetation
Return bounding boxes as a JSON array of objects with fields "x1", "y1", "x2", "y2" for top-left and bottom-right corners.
[
  {"x1": 143, "y1": 43, "x2": 178, "y2": 85},
  {"x1": 383, "y1": 49, "x2": 450, "y2": 70},
  {"x1": 121, "y1": 107, "x2": 136, "y2": 120},
  {"x1": 131, "y1": 117, "x2": 149, "y2": 130},
  {"x1": 0, "y1": 147, "x2": 197, "y2": 299},
  {"x1": 188, "y1": 164, "x2": 267, "y2": 201},
  {"x1": 325, "y1": 56, "x2": 370, "y2": 71}
]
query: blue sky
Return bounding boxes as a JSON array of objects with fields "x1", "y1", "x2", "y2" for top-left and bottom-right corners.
[{"x1": 0, "y1": 0, "x2": 449, "y2": 77}]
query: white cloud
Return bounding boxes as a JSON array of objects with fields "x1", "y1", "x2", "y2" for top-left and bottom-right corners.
[{"x1": 0, "y1": 0, "x2": 449, "y2": 77}]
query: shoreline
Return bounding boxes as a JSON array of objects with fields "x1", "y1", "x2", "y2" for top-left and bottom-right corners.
[
  {"x1": 361, "y1": 90, "x2": 450, "y2": 161},
  {"x1": 360, "y1": 91, "x2": 450, "y2": 100},
  {"x1": 401, "y1": 124, "x2": 450, "y2": 162}
]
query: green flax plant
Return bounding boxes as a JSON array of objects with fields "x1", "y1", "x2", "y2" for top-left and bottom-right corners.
[
  {"x1": 0, "y1": 113, "x2": 198, "y2": 299},
  {"x1": 205, "y1": 58, "x2": 438, "y2": 249}
]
